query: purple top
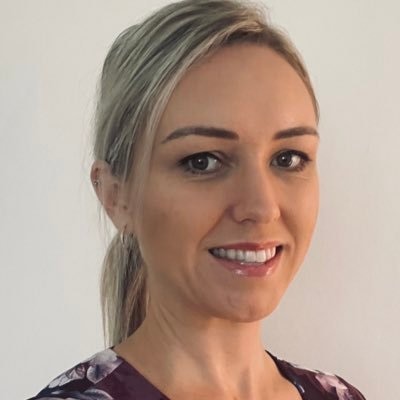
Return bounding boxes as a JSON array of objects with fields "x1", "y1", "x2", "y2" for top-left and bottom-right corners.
[{"x1": 27, "y1": 348, "x2": 366, "y2": 400}]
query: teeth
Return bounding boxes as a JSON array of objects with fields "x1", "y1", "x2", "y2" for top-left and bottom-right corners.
[
  {"x1": 226, "y1": 249, "x2": 236, "y2": 260},
  {"x1": 256, "y1": 250, "x2": 267, "y2": 263},
  {"x1": 245, "y1": 250, "x2": 256, "y2": 262},
  {"x1": 211, "y1": 247, "x2": 278, "y2": 264},
  {"x1": 269, "y1": 247, "x2": 276, "y2": 259},
  {"x1": 236, "y1": 249, "x2": 245, "y2": 261}
]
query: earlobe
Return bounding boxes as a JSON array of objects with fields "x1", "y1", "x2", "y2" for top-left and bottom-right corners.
[{"x1": 90, "y1": 160, "x2": 129, "y2": 231}]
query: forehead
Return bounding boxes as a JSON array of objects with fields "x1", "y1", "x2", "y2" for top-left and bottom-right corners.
[{"x1": 157, "y1": 44, "x2": 316, "y2": 142}]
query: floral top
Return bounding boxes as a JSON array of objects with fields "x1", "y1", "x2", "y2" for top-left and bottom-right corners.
[{"x1": 27, "y1": 348, "x2": 366, "y2": 400}]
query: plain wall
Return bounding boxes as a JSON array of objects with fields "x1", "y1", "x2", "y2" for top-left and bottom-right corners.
[{"x1": 1, "y1": 1, "x2": 399, "y2": 398}]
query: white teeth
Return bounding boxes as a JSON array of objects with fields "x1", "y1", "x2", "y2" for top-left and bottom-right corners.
[
  {"x1": 245, "y1": 250, "x2": 256, "y2": 262},
  {"x1": 226, "y1": 249, "x2": 236, "y2": 260},
  {"x1": 211, "y1": 247, "x2": 278, "y2": 264},
  {"x1": 256, "y1": 251, "x2": 267, "y2": 263},
  {"x1": 269, "y1": 247, "x2": 276, "y2": 259},
  {"x1": 236, "y1": 249, "x2": 245, "y2": 261}
]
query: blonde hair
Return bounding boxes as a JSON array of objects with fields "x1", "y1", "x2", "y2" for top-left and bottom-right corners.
[{"x1": 93, "y1": 0, "x2": 319, "y2": 347}]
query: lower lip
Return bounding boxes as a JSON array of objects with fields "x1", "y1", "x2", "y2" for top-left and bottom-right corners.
[{"x1": 210, "y1": 247, "x2": 282, "y2": 277}]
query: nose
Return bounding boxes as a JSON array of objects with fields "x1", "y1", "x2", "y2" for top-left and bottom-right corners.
[{"x1": 229, "y1": 165, "x2": 281, "y2": 225}]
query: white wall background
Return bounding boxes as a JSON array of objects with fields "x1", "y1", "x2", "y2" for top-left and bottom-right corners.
[{"x1": 1, "y1": 1, "x2": 399, "y2": 399}]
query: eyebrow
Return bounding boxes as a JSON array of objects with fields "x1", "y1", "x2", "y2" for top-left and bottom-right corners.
[{"x1": 161, "y1": 125, "x2": 319, "y2": 144}]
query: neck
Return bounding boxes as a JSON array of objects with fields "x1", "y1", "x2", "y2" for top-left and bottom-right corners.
[{"x1": 115, "y1": 299, "x2": 281, "y2": 399}]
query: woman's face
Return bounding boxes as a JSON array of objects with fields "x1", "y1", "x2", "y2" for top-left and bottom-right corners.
[{"x1": 130, "y1": 44, "x2": 319, "y2": 322}]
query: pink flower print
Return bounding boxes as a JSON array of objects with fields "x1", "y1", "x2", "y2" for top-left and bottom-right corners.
[
  {"x1": 315, "y1": 373, "x2": 353, "y2": 400},
  {"x1": 68, "y1": 388, "x2": 114, "y2": 400},
  {"x1": 86, "y1": 349, "x2": 122, "y2": 384},
  {"x1": 48, "y1": 363, "x2": 86, "y2": 388}
]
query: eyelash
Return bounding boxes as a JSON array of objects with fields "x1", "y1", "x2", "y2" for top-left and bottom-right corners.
[{"x1": 178, "y1": 150, "x2": 312, "y2": 176}]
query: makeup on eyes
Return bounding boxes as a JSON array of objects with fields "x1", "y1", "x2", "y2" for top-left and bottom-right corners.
[{"x1": 177, "y1": 149, "x2": 312, "y2": 176}]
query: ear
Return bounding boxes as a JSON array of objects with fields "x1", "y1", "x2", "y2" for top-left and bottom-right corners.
[{"x1": 90, "y1": 160, "x2": 134, "y2": 234}]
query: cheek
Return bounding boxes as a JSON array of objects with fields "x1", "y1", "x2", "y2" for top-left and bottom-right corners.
[
  {"x1": 136, "y1": 178, "x2": 223, "y2": 274},
  {"x1": 284, "y1": 177, "x2": 319, "y2": 256}
]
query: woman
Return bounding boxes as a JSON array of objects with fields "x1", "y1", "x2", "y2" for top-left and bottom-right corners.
[{"x1": 28, "y1": 0, "x2": 366, "y2": 399}]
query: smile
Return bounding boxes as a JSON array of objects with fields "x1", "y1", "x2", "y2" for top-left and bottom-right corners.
[{"x1": 209, "y1": 246, "x2": 282, "y2": 265}]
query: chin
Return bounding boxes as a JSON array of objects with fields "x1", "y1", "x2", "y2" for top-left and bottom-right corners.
[{"x1": 210, "y1": 296, "x2": 282, "y2": 323}]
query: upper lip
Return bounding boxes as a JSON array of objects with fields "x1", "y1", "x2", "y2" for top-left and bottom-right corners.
[{"x1": 209, "y1": 241, "x2": 282, "y2": 251}]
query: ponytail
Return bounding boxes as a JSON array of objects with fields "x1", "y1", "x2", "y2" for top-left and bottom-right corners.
[{"x1": 100, "y1": 231, "x2": 147, "y2": 347}]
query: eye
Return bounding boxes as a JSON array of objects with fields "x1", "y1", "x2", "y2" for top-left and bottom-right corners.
[
  {"x1": 179, "y1": 152, "x2": 223, "y2": 175},
  {"x1": 272, "y1": 150, "x2": 311, "y2": 172}
]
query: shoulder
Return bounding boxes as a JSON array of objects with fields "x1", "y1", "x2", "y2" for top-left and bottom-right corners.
[
  {"x1": 27, "y1": 348, "x2": 123, "y2": 400},
  {"x1": 268, "y1": 352, "x2": 366, "y2": 400}
]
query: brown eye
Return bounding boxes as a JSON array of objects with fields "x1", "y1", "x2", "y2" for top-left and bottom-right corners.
[
  {"x1": 190, "y1": 155, "x2": 213, "y2": 171},
  {"x1": 179, "y1": 152, "x2": 223, "y2": 175},
  {"x1": 273, "y1": 150, "x2": 311, "y2": 172}
]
